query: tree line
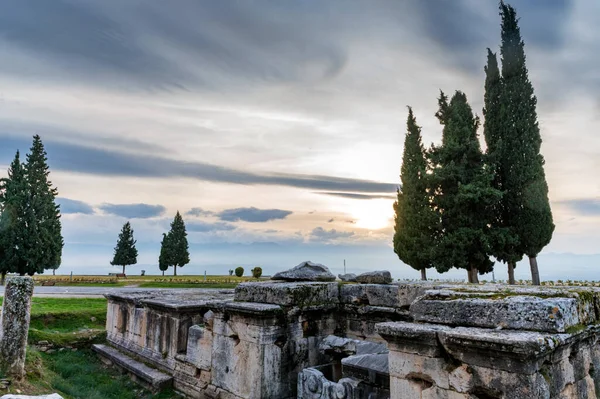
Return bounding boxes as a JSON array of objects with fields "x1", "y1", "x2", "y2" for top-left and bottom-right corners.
[
  {"x1": 110, "y1": 211, "x2": 190, "y2": 276},
  {"x1": 0, "y1": 135, "x2": 64, "y2": 282},
  {"x1": 393, "y1": 2, "x2": 554, "y2": 285}
]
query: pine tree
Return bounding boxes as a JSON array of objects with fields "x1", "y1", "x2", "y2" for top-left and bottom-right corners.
[
  {"x1": 393, "y1": 108, "x2": 436, "y2": 280},
  {"x1": 0, "y1": 152, "x2": 29, "y2": 280},
  {"x1": 495, "y1": 2, "x2": 554, "y2": 285},
  {"x1": 167, "y1": 211, "x2": 190, "y2": 276},
  {"x1": 158, "y1": 233, "x2": 171, "y2": 276},
  {"x1": 111, "y1": 222, "x2": 138, "y2": 274},
  {"x1": 23, "y1": 135, "x2": 63, "y2": 275},
  {"x1": 429, "y1": 91, "x2": 502, "y2": 283}
]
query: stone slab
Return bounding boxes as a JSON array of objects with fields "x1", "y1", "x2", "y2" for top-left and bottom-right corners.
[
  {"x1": 92, "y1": 344, "x2": 173, "y2": 390},
  {"x1": 410, "y1": 290, "x2": 581, "y2": 332},
  {"x1": 234, "y1": 281, "x2": 339, "y2": 306},
  {"x1": 271, "y1": 261, "x2": 336, "y2": 281},
  {"x1": 376, "y1": 321, "x2": 451, "y2": 357},
  {"x1": 356, "y1": 271, "x2": 393, "y2": 284},
  {"x1": 438, "y1": 326, "x2": 567, "y2": 373},
  {"x1": 319, "y1": 335, "x2": 388, "y2": 357},
  {"x1": 340, "y1": 284, "x2": 399, "y2": 307},
  {"x1": 342, "y1": 353, "x2": 389, "y2": 388}
]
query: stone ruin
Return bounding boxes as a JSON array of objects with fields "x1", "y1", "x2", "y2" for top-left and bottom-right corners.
[{"x1": 93, "y1": 263, "x2": 600, "y2": 398}]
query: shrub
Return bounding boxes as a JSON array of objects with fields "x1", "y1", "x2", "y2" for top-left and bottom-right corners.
[
  {"x1": 229, "y1": 269, "x2": 234, "y2": 276},
  {"x1": 235, "y1": 267, "x2": 244, "y2": 277},
  {"x1": 251, "y1": 267, "x2": 262, "y2": 279}
]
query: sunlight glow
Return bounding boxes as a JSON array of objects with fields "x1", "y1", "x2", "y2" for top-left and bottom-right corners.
[{"x1": 350, "y1": 199, "x2": 394, "y2": 230}]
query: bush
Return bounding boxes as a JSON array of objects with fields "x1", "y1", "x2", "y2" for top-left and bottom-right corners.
[
  {"x1": 235, "y1": 267, "x2": 244, "y2": 277},
  {"x1": 251, "y1": 267, "x2": 262, "y2": 279},
  {"x1": 229, "y1": 269, "x2": 234, "y2": 276}
]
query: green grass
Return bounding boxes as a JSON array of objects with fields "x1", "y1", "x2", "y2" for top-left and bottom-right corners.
[{"x1": 18, "y1": 348, "x2": 179, "y2": 398}]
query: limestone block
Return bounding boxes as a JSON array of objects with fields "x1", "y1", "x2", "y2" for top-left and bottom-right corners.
[
  {"x1": 388, "y1": 351, "x2": 449, "y2": 389},
  {"x1": 271, "y1": 261, "x2": 336, "y2": 282},
  {"x1": 448, "y1": 364, "x2": 473, "y2": 393},
  {"x1": 338, "y1": 273, "x2": 357, "y2": 282},
  {"x1": 356, "y1": 270, "x2": 392, "y2": 284},
  {"x1": 1, "y1": 395, "x2": 64, "y2": 399},
  {"x1": 411, "y1": 290, "x2": 581, "y2": 333},
  {"x1": 376, "y1": 321, "x2": 451, "y2": 357},
  {"x1": 297, "y1": 368, "x2": 364, "y2": 399},
  {"x1": 234, "y1": 282, "x2": 339, "y2": 306},
  {"x1": 186, "y1": 325, "x2": 212, "y2": 370},
  {"x1": 0, "y1": 277, "x2": 34, "y2": 379},
  {"x1": 319, "y1": 335, "x2": 387, "y2": 357},
  {"x1": 340, "y1": 284, "x2": 399, "y2": 307},
  {"x1": 390, "y1": 378, "x2": 426, "y2": 399},
  {"x1": 469, "y1": 364, "x2": 550, "y2": 399},
  {"x1": 438, "y1": 327, "x2": 562, "y2": 373}
]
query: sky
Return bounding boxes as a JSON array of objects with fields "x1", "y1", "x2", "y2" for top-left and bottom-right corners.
[{"x1": 0, "y1": 0, "x2": 598, "y2": 281}]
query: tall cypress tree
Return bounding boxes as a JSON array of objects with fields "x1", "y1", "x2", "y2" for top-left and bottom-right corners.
[
  {"x1": 429, "y1": 91, "x2": 502, "y2": 283},
  {"x1": 0, "y1": 152, "x2": 29, "y2": 280},
  {"x1": 483, "y1": 48, "x2": 521, "y2": 284},
  {"x1": 158, "y1": 233, "x2": 171, "y2": 276},
  {"x1": 23, "y1": 135, "x2": 63, "y2": 275},
  {"x1": 496, "y1": 2, "x2": 554, "y2": 285},
  {"x1": 393, "y1": 107, "x2": 436, "y2": 280},
  {"x1": 111, "y1": 222, "x2": 138, "y2": 274},
  {"x1": 167, "y1": 211, "x2": 190, "y2": 276}
]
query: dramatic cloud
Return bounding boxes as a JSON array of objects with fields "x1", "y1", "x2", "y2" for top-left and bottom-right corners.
[
  {"x1": 318, "y1": 192, "x2": 397, "y2": 200},
  {"x1": 186, "y1": 220, "x2": 236, "y2": 233},
  {"x1": 310, "y1": 227, "x2": 355, "y2": 241},
  {"x1": 186, "y1": 207, "x2": 215, "y2": 217},
  {"x1": 99, "y1": 203, "x2": 166, "y2": 219},
  {"x1": 0, "y1": 135, "x2": 397, "y2": 194},
  {"x1": 217, "y1": 207, "x2": 292, "y2": 223},
  {"x1": 559, "y1": 199, "x2": 600, "y2": 216},
  {"x1": 56, "y1": 197, "x2": 95, "y2": 215}
]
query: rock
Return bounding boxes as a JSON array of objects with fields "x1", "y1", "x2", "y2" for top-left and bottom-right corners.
[
  {"x1": 1, "y1": 394, "x2": 64, "y2": 398},
  {"x1": 0, "y1": 277, "x2": 34, "y2": 379},
  {"x1": 90, "y1": 317, "x2": 97, "y2": 322},
  {"x1": 338, "y1": 273, "x2": 357, "y2": 282},
  {"x1": 271, "y1": 261, "x2": 335, "y2": 282},
  {"x1": 356, "y1": 271, "x2": 393, "y2": 284}
]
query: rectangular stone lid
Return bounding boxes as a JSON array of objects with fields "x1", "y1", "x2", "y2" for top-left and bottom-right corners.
[
  {"x1": 234, "y1": 281, "x2": 339, "y2": 306},
  {"x1": 106, "y1": 289, "x2": 234, "y2": 311},
  {"x1": 409, "y1": 287, "x2": 599, "y2": 333}
]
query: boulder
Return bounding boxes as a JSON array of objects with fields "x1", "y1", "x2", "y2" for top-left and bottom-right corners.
[
  {"x1": 338, "y1": 273, "x2": 357, "y2": 282},
  {"x1": 271, "y1": 261, "x2": 335, "y2": 282},
  {"x1": 1, "y1": 395, "x2": 64, "y2": 399},
  {"x1": 356, "y1": 270, "x2": 393, "y2": 284}
]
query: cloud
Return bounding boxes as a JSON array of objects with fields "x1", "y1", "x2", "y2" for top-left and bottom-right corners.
[
  {"x1": 186, "y1": 220, "x2": 236, "y2": 233},
  {"x1": 217, "y1": 207, "x2": 292, "y2": 223},
  {"x1": 186, "y1": 207, "x2": 215, "y2": 217},
  {"x1": 56, "y1": 197, "x2": 95, "y2": 215},
  {"x1": 318, "y1": 192, "x2": 397, "y2": 200},
  {"x1": 0, "y1": 135, "x2": 398, "y2": 194},
  {"x1": 99, "y1": 203, "x2": 166, "y2": 219},
  {"x1": 559, "y1": 199, "x2": 600, "y2": 216},
  {"x1": 310, "y1": 227, "x2": 355, "y2": 241}
]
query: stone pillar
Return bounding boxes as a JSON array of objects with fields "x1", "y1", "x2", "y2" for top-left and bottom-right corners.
[{"x1": 0, "y1": 276, "x2": 34, "y2": 379}]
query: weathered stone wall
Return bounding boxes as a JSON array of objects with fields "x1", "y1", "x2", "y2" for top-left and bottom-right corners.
[{"x1": 377, "y1": 285, "x2": 600, "y2": 399}]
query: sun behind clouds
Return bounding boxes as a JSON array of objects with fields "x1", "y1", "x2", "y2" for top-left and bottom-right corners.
[{"x1": 350, "y1": 199, "x2": 394, "y2": 231}]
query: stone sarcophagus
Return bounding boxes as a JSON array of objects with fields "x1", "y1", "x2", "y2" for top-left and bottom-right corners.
[
  {"x1": 376, "y1": 286, "x2": 600, "y2": 399},
  {"x1": 96, "y1": 278, "x2": 600, "y2": 399}
]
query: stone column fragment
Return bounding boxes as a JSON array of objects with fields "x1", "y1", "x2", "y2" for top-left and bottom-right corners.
[{"x1": 0, "y1": 276, "x2": 34, "y2": 379}]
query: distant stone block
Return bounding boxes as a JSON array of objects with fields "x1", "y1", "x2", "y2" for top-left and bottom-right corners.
[{"x1": 234, "y1": 281, "x2": 339, "y2": 306}]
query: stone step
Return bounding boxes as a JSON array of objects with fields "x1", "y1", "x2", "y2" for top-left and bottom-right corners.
[{"x1": 92, "y1": 344, "x2": 172, "y2": 390}]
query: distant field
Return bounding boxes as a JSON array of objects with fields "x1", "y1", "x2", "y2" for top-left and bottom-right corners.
[{"x1": 26, "y1": 274, "x2": 262, "y2": 288}]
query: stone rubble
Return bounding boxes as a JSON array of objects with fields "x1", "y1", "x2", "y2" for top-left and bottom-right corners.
[
  {"x1": 271, "y1": 261, "x2": 336, "y2": 282},
  {"x1": 355, "y1": 270, "x2": 393, "y2": 284},
  {"x1": 338, "y1": 273, "x2": 357, "y2": 282}
]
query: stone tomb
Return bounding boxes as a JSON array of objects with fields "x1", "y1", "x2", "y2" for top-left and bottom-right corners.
[{"x1": 95, "y1": 282, "x2": 600, "y2": 398}]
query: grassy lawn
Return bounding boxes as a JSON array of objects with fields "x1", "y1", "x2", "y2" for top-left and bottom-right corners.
[
  {"x1": 137, "y1": 282, "x2": 239, "y2": 289},
  {"x1": 0, "y1": 296, "x2": 177, "y2": 397},
  {"x1": 27, "y1": 274, "x2": 263, "y2": 288}
]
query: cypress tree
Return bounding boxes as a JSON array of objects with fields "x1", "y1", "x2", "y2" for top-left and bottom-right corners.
[
  {"x1": 158, "y1": 233, "x2": 171, "y2": 276},
  {"x1": 23, "y1": 135, "x2": 63, "y2": 275},
  {"x1": 167, "y1": 211, "x2": 190, "y2": 276},
  {"x1": 496, "y1": 2, "x2": 554, "y2": 285},
  {"x1": 429, "y1": 91, "x2": 502, "y2": 283},
  {"x1": 0, "y1": 152, "x2": 29, "y2": 280},
  {"x1": 393, "y1": 107, "x2": 436, "y2": 280},
  {"x1": 111, "y1": 222, "x2": 138, "y2": 274}
]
